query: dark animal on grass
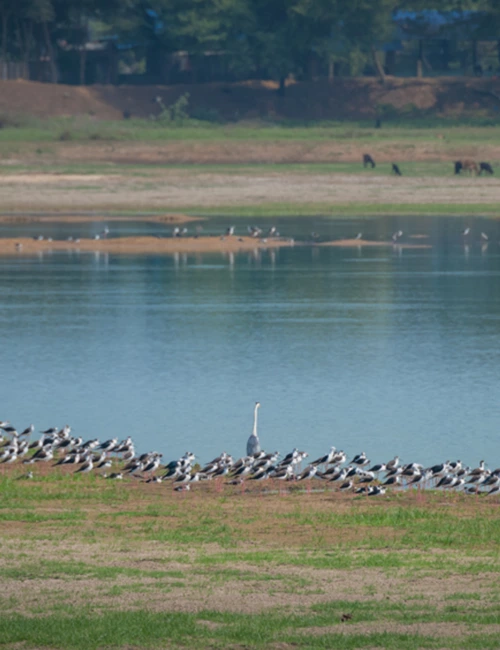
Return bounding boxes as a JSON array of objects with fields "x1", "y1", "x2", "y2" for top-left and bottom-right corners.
[
  {"x1": 454, "y1": 160, "x2": 478, "y2": 176},
  {"x1": 363, "y1": 154, "x2": 376, "y2": 168},
  {"x1": 479, "y1": 162, "x2": 494, "y2": 175},
  {"x1": 392, "y1": 163, "x2": 402, "y2": 176}
]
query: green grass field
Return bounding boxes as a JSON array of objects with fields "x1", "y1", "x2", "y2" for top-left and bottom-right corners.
[
  {"x1": 0, "y1": 114, "x2": 499, "y2": 143},
  {"x1": 1, "y1": 469, "x2": 500, "y2": 649}
]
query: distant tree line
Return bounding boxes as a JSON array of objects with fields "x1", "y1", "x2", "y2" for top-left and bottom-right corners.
[{"x1": 1, "y1": 0, "x2": 500, "y2": 86}]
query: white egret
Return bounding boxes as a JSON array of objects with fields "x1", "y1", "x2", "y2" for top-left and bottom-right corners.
[{"x1": 246, "y1": 402, "x2": 261, "y2": 456}]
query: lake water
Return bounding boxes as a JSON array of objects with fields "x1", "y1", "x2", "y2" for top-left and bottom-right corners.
[{"x1": 2, "y1": 216, "x2": 500, "y2": 469}]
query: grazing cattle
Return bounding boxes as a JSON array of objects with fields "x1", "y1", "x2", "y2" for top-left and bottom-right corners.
[
  {"x1": 454, "y1": 160, "x2": 478, "y2": 176},
  {"x1": 479, "y1": 162, "x2": 494, "y2": 175},
  {"x1": 392, "y1": 163, "x2": 402, "y2": 176},
  {"x1": 363, "y1": 154, "x2": 376, "y2": 168}
]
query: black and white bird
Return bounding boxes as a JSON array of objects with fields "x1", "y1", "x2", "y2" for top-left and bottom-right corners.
[
  {"x1": 368, "y1": 486, "x2": 386, "y2": 496},
  {"x1": 19, "y1": 425, "x2": 35, "y2": 437},
  {"x1": 25, "y1": 447, "x2": 53, "y2": 463},
  {"x1": 382, "y1": 475, "x2": 401, "y2": 488},
  {"x1": 311, "y1": 447, "x2": 336, "y2": 467},
  {"x1": 386, "y1": 456, "x2": 400, "y2": 471},
  {"x1": 98, "y1": 438, "x2": 119, "y2": 453},
  {"x1": 1, "y1": 424, "x2": 18, "y2": 437},
  {"x1": 75, "y1": 457, "x2": 93, "y2": 474},
  {"x1": 367, "y1": 462, "x2": 387, "y2": 474},
  {"x1": 40, "y1": 427, "x2": 58, "y2": 436},
  {"x1": 296, "y1": 465, "x2": 318, "y2": 481},
  {"x1": 351, "y1": 452, "x2": 370, "y2": 467}
]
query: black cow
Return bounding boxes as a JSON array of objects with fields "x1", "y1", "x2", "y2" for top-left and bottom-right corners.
[
  {"x1": 363, "y1": 154, "x2": 376, "y2": 168},
  {"x1": 479, "y1": 162, "x2": 494, "y2": 175}
]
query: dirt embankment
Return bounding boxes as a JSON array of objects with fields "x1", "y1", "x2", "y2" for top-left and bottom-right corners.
[{"x1": 2, "y1": 77, "x2": 500, "y2": 121}]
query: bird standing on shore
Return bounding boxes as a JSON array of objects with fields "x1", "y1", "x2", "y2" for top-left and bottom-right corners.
[{"x1": 246, "y1": 402, "x2": 261, "y2": 456}]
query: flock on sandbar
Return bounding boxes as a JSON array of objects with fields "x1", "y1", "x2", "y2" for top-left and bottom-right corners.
[{"x1": 0, "y1": 404, "x2": 498, "y2": 499}]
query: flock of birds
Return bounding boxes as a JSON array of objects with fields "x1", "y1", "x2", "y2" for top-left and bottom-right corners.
[
  {"x1": 0, "y1": 403, "x2": 499, "y2": 499},
  {"x1": 173, "y1": 224, "x2": 283, "y2": 243}
]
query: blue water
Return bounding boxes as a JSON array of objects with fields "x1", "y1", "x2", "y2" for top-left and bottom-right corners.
[{"x1": 2, "y1": 217, "x2": 500, "y2": 469}]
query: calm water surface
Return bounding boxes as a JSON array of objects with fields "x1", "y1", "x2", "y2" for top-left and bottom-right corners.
[{"x1": 2, "y1": 216, "x2": 500, "y2": 468}]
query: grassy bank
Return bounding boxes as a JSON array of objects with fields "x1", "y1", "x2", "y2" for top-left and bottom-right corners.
[
  {"x1": 0, "y1": 115, "x2": 500, "y2": 143},
  {"x1": 0, "y1": 118, "x2": 499, "y2": 219},
  {"x1": 1, "y1": 470, "x2": 500, "y2": 648}
]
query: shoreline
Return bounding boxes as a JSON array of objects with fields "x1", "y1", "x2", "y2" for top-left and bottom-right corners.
[{"x1": 0, "y1": 212, "x2": 198, "y2": 224}]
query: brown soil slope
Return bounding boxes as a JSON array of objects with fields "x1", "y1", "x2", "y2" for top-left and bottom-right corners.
[{"x1": 2, "y1": 77, "x2": 500, "y2": 121}]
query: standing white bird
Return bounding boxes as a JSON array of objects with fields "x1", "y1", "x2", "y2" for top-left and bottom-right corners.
[{"x1": 246, "y1": 402, "x2": 261, "y2": 456}]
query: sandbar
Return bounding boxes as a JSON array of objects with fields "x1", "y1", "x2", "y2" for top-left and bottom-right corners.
[{"x1": 0, "y1": 235, "x2": 295, "y2": 255}]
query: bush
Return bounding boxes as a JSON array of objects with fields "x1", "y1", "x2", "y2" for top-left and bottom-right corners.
[{"x1": 156, "y1": 93, "x2": 191, "y2": 125}]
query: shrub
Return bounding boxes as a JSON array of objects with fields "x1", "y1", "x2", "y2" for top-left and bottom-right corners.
[{"x1": 156, "y1": 93, "x2": 190, "y2": 125}]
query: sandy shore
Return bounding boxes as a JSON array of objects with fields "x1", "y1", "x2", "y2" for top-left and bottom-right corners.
[{"x1": 0, "y1": 235, "x2": 295, "y2": 255}]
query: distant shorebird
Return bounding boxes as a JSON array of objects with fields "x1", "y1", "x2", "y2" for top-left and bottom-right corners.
[
  {"x1": 41, "y1": 427, "x2": 58, "y2": 436},
  {"x1": 248, "y1": 226, "x2": 262, "y2": 238},
  {"x1": 382, "y1": 475, "x2": 402, "y2": 488},
  {"x1": 386, "y1": 456, "x2": 400, "y2": 471},
  {"x1": 367, "y1": 462, "x2": 386, "y2": 474},
  {"x1": 311, "y1": 446, "x2": 336, "y2": 467},
  {"x1": 75, "y1": 457, "x2": 93, "y2": 474},
  {"x1": 1, "y1": 425, "x2": 18, "y2": 437},
  {"x1": 351, "y1": 452, "x2": 370, "y2": 468},
  {"x1": 98, "y1": 438, "x2": 118, "y2": 453},
  {"x1": 25, "y1": 447, "x2": 53, "y2": 463}
]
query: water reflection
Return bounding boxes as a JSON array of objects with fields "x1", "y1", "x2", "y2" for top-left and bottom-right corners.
[
  {"x1": 0, "y1": 218, "x2": 500, "y2": 468},
  {"x1": 1, "y1": 214, "x2": 499, "y2": 245}
]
